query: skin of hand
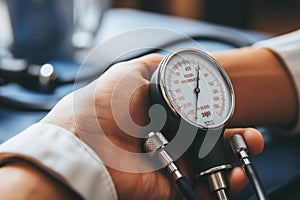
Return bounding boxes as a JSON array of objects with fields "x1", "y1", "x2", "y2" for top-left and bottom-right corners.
[{"x1": 39, "y1": 53, "x2": 264, "y2": 200}]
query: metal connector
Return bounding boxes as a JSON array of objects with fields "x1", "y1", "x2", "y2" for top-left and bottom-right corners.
[
  {"x1": 199, "y1": 165, "x2": 231, "y2": 200},
  {"x1": 144, "y1": 132, "x2": 183, "y2": 180},
  {"x1": 207, "y1": 171, "x2": 229, "y2": 200},
  {"x1": 229, "y1": 134, "x2": 251, "y2": 165}
]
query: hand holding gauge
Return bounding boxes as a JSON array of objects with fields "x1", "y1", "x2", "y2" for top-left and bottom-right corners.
[{"x1": 148, "y1": 49, "x2": 235, "y2": 200}]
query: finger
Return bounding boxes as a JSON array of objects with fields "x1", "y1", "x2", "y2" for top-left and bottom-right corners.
[
  {"x1": 129, "y1": 53, "x2": 163, "y2": 79},
  {"x1": 129, "y1": 53, "x2": 163, "y2": 69},
  {"x1": 105, "y1": 53, "x2": 163, "y2": 82},
  {"x1": 228, "y1": 166, "x2": 248, "y2": 196},
  {"x1": 224, "y1": 128, "x2": 264, "y2": 156}
]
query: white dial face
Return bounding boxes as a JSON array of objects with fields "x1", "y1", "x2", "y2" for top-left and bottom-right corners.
[{"x1": 160, "y1": 50, "x2": 234, "y2": 129}]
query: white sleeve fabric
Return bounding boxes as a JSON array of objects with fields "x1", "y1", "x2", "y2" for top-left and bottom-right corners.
[
  {"x1": 254, "y1": 29, "x2": 300, "y2": 135},
  {"x1": 0, "y1": 123, "x2": 117, "y2": 200}
]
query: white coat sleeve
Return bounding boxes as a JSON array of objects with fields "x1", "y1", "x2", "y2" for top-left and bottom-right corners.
[
  {"x1": 254, "y1": 29, "x2": 300, "y2": 134},
  {"x1": 0, "y1": 123, "x2": 117, "y2": 200}
]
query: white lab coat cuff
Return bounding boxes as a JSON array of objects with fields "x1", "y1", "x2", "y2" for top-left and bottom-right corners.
[
  {"x1": 253, "y1": 30, "x2": 300, "y2": 135},
  {"x1": 0, "y1": 123, "x2": 117, "y2": 200}
]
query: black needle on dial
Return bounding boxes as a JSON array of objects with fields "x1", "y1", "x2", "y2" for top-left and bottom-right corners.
[{"x1": 194, "y1": 66, "x2": 200, "y2": 120}]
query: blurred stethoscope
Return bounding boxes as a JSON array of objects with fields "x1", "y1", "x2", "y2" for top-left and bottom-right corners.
[{"x1": 0, "y1": 30, "x2": 253, "y2": 111}]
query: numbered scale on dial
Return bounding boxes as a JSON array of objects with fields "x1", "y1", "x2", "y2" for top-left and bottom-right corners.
[{"x1": 157, "y1": 49, "x2": 235, "y2": 129}]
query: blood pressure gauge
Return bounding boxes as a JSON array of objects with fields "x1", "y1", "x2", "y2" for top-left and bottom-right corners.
[
  {"x1": 149, "y1": 49, "x2": 235, "y2": 189},
  {"x1": 150, "y1": 48, "x2": 234, "y2": 131}
]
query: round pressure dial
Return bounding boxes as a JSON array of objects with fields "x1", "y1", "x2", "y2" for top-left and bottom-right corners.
[{"x1": 157, "y1": 49, "x2": 235, "y2": 129}]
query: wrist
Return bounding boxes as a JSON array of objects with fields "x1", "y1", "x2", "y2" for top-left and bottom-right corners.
[{"x1": 40, "y1": 94, "x2": 79, "y2": 137}]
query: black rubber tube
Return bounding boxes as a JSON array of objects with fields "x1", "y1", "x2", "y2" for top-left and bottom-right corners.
[{"x1": 244, "y1": 163, "x2": 269, "y2": 200}]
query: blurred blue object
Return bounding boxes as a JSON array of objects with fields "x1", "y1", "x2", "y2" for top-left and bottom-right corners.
[
  {"x1": 5, "y1": 0, "x2": 108, "y2": 62},
  {"x1": 6, "y1": 0, "x2": 73, "y2": 61}
]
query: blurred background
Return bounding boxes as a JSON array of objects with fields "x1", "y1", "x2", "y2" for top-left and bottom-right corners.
[
  {"x1": 111, "y1": 0, "x2": 300, "y2": 35},
  {"x1": 1, "y1": 0, "x2": 299, "y2": 53}
]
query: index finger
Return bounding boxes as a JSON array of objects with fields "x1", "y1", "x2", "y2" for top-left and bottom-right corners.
[
  {"x1": 128, "y1": 53, "x2": 163, "y2": 78},
  {"x1": 224, "y1": 128, "x2": 264, "y2": 156}
]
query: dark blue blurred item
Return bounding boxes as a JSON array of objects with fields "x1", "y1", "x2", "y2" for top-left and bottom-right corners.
[{"x1": 6, "y1": 0, "x2": 73, "y2": 62}]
